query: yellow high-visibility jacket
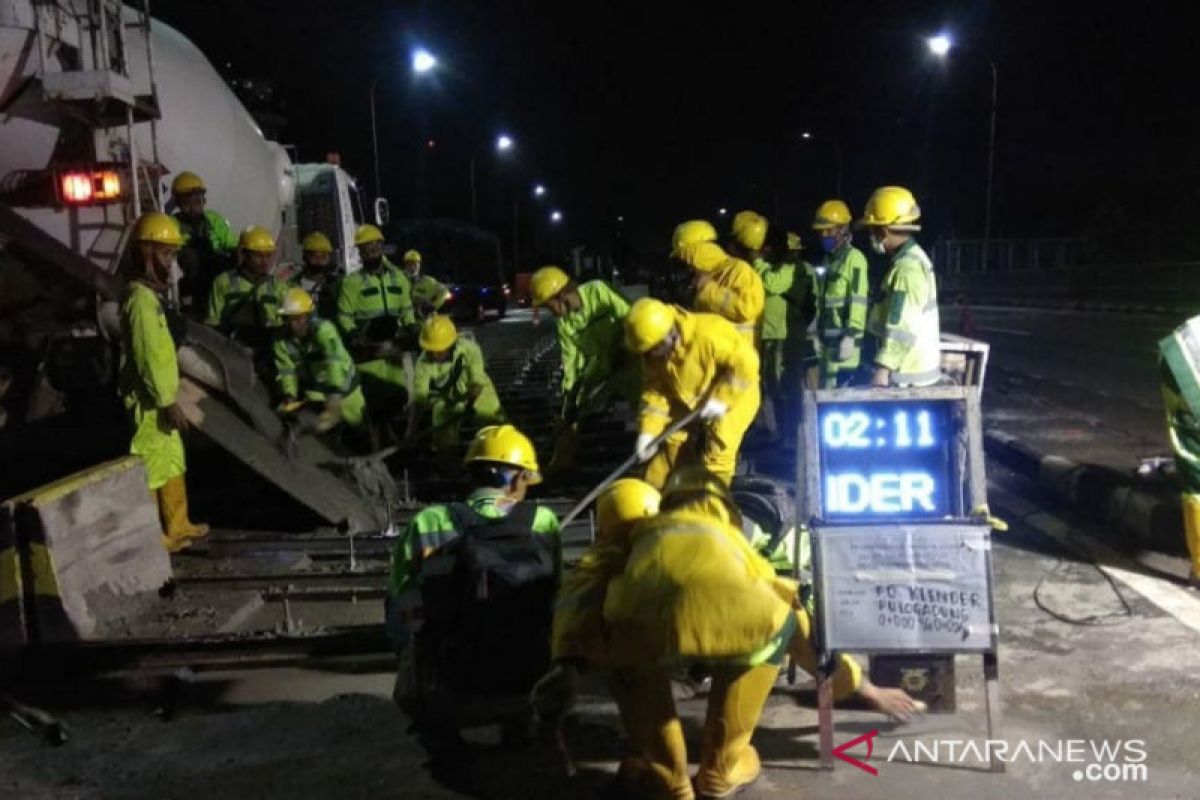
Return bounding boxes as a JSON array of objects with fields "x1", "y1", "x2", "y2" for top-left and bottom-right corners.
[
  {"x1": 636, "y1": 307, "x2": 760, "y2": 439},
  {"x1": 868, "y1": 240, "x2": 941, "y2": 386},
  {"x1": 693, "y1": 256, "x2": 764, "y2": 347}
]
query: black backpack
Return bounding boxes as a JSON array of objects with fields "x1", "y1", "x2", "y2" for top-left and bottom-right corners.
[
  {"x1": 417, "y1": 501, "x2": 558, "y2": 695},
  {"x1": 731, "y1": 474, "x2": 796, "y2": 555}
]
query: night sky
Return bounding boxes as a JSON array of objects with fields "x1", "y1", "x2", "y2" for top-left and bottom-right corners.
[{"x1": 153, "y1": 0, "x2": 1200, "y2": 262}]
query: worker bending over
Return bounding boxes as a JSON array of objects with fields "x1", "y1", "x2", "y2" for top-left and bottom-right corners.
[
  {"x1": 625, "y1": 297, "x2": 760, "y2": 488},
  {"x1": 535, "y1": 468, "x2": 920, "y2": 799},
  {"x1": 672, "y1": 219, "x2": 764, "y2": 350},
  {"x1": 205, "y1": 226, "x2": 288, "y2": 351},
  {"x1": 405, "y1": 315, "x2": 504, "y2": 458},
  {"x1": 402, "y1": 249, "x2": 450, "y2": 319},
  {"x1": 119, "y1": 213, "x2": 208, "y2": 552},
  {"x1": 296, "y1": 232, "x2": 340, "y2": 320},
  {"x1": 273, "y1": 287, "x2": 368, "y2": 446},
  {"x1": 337, "y1": 224, "x2": 416, "y2": 417},
  {"x1": 1159, "y1": 358, "x2": 1200, "y2": 589},
  {"x1": 861, "y1": 186, "x2": 942, "y2": 387},
  {"x1": 812, "y1": 200, "x2": 869, "y2": 387},
  {"x1": 170, "y1": 171, "x2": 237, "y2": 309}
]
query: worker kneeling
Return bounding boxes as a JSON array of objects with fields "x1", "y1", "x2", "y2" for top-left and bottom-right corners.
[
  {"x1": 405, "y1": 315, "x2": 504, "y2": 458},
  {"x1": 535, "y1": 468, "x2": 922, "y2": 800},
  {"x1": 625, "y1": 297, "x2": 759, "y2": 488},
  {"x1": 387, "y1": 425, "x2": 562, "y2": 730},
  {"x1": 273, "y1": 287, "x2": 369, "y2": 448}
]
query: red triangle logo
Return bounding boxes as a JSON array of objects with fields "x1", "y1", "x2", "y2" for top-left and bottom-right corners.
[{"x1": 833, "y1": 729, "x2": 880, "y2": 775}]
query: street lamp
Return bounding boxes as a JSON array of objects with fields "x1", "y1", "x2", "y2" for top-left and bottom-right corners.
[
  {"x1": 799, "y1": 130, "x2": 844, "y2": 197},
  {"x1": 533, "y1": 183, "x2": 546, "y2": 198},
  {"x1": 718, "y1": 207, "x2": 728, "y2": 216},
  {"x1": 927, "y1": 32, "x2": 999, "y2": 271},
  {"x1": 470, "y1": 133, "x2": 516, "y2": 223},
  {"x1": 550, "y1": 210, "x2": 563, "y2": 223},
  {"x1": 496, "y1": 134, "x2": 514, "y2": 152},
  {"x1": 370, "y1": 46, "x2": 437, "y2": 201}
]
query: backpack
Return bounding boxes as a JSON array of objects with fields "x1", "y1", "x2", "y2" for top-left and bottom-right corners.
[
  {"x1": 731, "y1": 475, "x2": 796, "y2": 556},
  {"x1": 417, "y1": 501, "x2": 558, "y2": 695}
]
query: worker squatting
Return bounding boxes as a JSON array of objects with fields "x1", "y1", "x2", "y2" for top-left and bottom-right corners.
[{"x1": 117, "y1": 183, "x2": 942, "y2": 797}]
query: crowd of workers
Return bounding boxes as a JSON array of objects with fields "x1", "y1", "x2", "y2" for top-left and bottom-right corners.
[{"x1": 116, "y1": 174, "x2": 940, "y2": 797}]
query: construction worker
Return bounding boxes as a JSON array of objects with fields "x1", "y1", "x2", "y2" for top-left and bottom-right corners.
[
  {"x1": 1159, "y1": 362, "x2": 1200, "y2": 589},
  {"x1": 170, "y1": 171, "x2": 237, "y2": 309},
  {"x1": 204, "y1": 226, "x2": 289, "y2": 350},
  {"x1": 730, "y1": 214, "x2": 792, "y2": 443},
  {"x1": 119, "y1": 212, "x2": 208, "y2": 553},
  {"x1": 625, "y1": 297, "x2": 760, "y2": 488},
  {"x1": 782, "y1": 231, "x2": 821, "y2": 394},
  {"x1": 813, "y1": 200, "x2": 870, "y2": 388},
  {"x1": 534, "y1": 467, "x2": 921, "y2": 799},
  {"x1": 404, "y1": 314, "x2": 504, "y2": 457},
  {"x1": 861, "y1": 186, "x2": 942, "y2": 387},
  {"x1": 296, "y1": 232, "x2": 340, "y2": 320},
  {"x1": 273, "y1": 287, "x2": 368, "y2": 439},
  {"x1": 337, "y1": 224, "x2": 415, "y2": 416},
  {"x1": 402, "y1": 249, "x2": 450, "y2": 319},
  {"x1": 672, "y1": 219, "x2": 764, "y2": 350},
  {"x1": 386, "y1": 424, "x2": 560, "y2": 669}
]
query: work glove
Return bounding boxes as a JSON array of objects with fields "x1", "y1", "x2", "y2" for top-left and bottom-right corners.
[
  {"x1": 315, "y1": 394, "x2": 343, "y2": 433},
  {"x1": 837, "y1": 334, "x2": 857, "y2": 363},
  {"x1": 275, "y1": 397, "x2": 303, "y2": 416},
  {"x1": 634, "y1": 433, "x2": 658, "y2": 463},
  {"x1": 699, "y1": 399, "x2": 729, "y2": 421},
  {"x1": 530, "y1": 662, "x2": 580, "y2": 728}
]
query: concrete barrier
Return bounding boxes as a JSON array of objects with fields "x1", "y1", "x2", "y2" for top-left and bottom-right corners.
[{"x1": 2, "y1": 456, "x2": 172, "y2": 642}]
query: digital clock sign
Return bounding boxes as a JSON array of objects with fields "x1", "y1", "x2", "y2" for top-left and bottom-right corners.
[{"x1": 817, "y1": 401, "x2": 956, "y2": 521}]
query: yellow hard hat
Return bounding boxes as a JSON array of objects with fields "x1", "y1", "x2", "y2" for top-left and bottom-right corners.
[
  {"x1": 530, "y1": 265, "x2": 570, "y2": 306},
  {"x1": 301, "y1": 232, "x2": 333, "y2": 253},
  {"x1": 786, "y1": 231, "x2": 802, "y2": 250},
  {"x1": 597, "y1": 478, "x2": 660, "y2": 534},
  {"x1": 354, "y1": 224, "x2": 384, "y2": 246},
  {"x1": 661, "y1": 465, "x2": 736, "y2": 512},
  {"x1": 624, "y1": 297, "x2": 675, "y2": 353},
  {"x1": 670, "y1": 219, "x2": 717, "y2": 256},
  {"x1": 238, "y1": 225, "x2": 277, "y2": 253},
  {"x1": 418, "y1": 314, "x2": 458, "y2": 352},
  {"x1": 132, "y1": 212, "x2": 183, "y2": 247},
  {"x1": 403, "y1": 249, "x2": 421, "y2": 264},
  {"x1": 171, "y1": 171, "x2": 205, "y2": 196},
  {"x1": 731, "y1": 211, "x2": 767, "y2": 251},
  {"x1": 812, "y1": 200, "x2": 852, "y2": 230},
  {"x1": 859, "y1": 186, "x2": 921, "y2": 229},
  {"x1": 464, "y1": 424, "x2": 542, "y2": 483},
  {"x1": 676, "y1": 241, "x2": 728, "y2": 273},
  {"x1": 280, "y1": 287, "x2": 315, "y2": 316}
]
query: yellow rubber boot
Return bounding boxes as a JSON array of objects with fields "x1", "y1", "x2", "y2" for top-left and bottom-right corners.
[
  {"x1": 610, "y1": 668, "x2": 694, "y2": 800},
  {"x1": 1182, "y1": 494, "x2": 1200, "y2": 587},
  {"x1": 157, "y1": 475, "x2": 209, "y2": 552},
  {"x1": 695, "y1": 663, "x2": 779, "y2": 799}
]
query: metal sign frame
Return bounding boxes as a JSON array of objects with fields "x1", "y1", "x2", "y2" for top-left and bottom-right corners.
[{"x1": 796, "y1": 383, "x2": 1004, "y2": 773}]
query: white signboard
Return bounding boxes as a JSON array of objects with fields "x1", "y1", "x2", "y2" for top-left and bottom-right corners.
[{"x1": 815, "y1": 523, "x2": 995, "y2": 652}]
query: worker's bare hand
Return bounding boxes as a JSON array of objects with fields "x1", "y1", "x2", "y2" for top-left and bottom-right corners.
[
  {"x1": 870, "y1": 367, "x2": 891, "y2": 387},
  {"x1": 857, "y1": 681, "x2": 926, "y2": 723},
  {"x1": 160, "y1": 403, "x2": 190, "y2": 433}
]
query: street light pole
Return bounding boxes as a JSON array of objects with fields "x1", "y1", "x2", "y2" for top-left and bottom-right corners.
[
  {"x1": 370, "y1": 77, "x2": 381, "y2": 201},
  {"x1": 983, "y1": 58, "x2": 998, "y2": 272}
]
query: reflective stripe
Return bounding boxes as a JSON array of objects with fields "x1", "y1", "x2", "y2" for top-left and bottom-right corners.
[
  {"x1": 849, "y1": 296, "x2": 869, "y2": 308},
  {"x1": 885, "y1": 328, "x2": 918, "y2": 346},
  {"x1": 924, "y1": 298, "x2": 939, "y2": 312},
  {"x1": 728, "y1": 377, "x2": 751, "y2": 391},
  {"x1": 892, "y1": 367, "x2": 942, "y2": 386},
  {"x1": 735, "y1": 323, "x2": 755, "y2": 332}
]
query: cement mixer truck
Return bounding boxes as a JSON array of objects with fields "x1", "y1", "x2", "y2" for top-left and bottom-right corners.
[{"x1": 0, "y1": 0, "x2": 393, "y2": 529}]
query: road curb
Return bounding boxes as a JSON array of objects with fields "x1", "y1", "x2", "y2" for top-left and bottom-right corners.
[{"x1": 983, "y1": 429, "x2": 1182, "y2": 549}]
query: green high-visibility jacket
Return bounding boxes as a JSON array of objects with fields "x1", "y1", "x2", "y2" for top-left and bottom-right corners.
[
  {"x1": 389, "y1": 488, "x2": 561, "y2": 594},
  {"x1": 753, "y1": 256, "x2": 795, "y2": 342},
  {"x1": 867, "y1": 239, "x2": 941, "y2": 386},
  {"x1": 336, "y1": 257, "x2": 415, "y2": 340},
  {"x1": 272, "y1": 318, "x2": 365, "y2": 426},
  {"x1": 412, "y1": 337, "x2": 503, "y2": 441},
  {"x1": 784, "y1": 261, "x2": 820, "y2": 362},
  {"x1": 205, "y1": 269, "x2": 290, "y2": 333},
  {"x1": 818, "y1": 243, "x2": 870, "y2": 368},
  {"x1": 119, "y1": 280, "x2": 185, "y2": 490},
  {"x1": 411, "y1": 274, "x2": 450, "y2": 316},
  {"x1": 174, "y1": 209, "x2": 237, "y2": 254},
  {"x1": 556, "y1": 280, "x2": 631, "y2": 395}
]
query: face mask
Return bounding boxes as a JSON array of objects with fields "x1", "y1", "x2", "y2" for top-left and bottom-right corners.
[
  {"x1": 870, "y1": 234, "x2": 887, "y2": 255},
  {"x1": 820, "y1": 235, "x2": 839, "y2": 254}
]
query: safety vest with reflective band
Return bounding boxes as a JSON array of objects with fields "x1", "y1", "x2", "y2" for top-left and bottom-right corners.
[
  {"x1": 601, "y1": 504, "x2": 798, "y2": 667},
  {"x1": 753, "y1": 257, "x2": 794, "y2": 342},
  {"x1": 818, "y1": 243, "x2": 870, "y2": 356},
  {"x1": 388, "y1": 488, "x2": 562, "y2": 595},
  {"x1": 174, "y1": 209, "x2": 238, "y2": 254},
  {"x1": 204, "y1": 269, "x2": 289, "y2": 333},
  {"x1": 637, "y1": 307, "x2": 761, "y2": 439},
  {"x1": 867, "y1": 240, "x2": 941, "y2": 387},
  {"x1": 411, "y1": 337, "x2": 495, "y2": 408},
  {"x1": 272, "y1": 318, "x2": 359, "y2": 401},
  {"x1": 692, "y1": 256, "x2": 764, "y2": 348},
  {"x1": 410, "y1": 274, "x2": 450, "y2": 316},
  {"x1": 556, "y1": 280, "x2": 631, "y2": 394},
  {"x1": 335, "y1": 257, "x2": 415, "y2": 340}
]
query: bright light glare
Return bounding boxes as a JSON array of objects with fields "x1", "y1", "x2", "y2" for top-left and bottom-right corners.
[
  {"x1": 718, "y1": 207, "x2": 728, "y2": 216},
  {"x1": 801, "y1": 131, "x2": 813, "y2": 140},
  {"x1": 927, "y1": 34, "x2": 952, "y2": 57},
  {"x1": 550, "y1": 210, "x2": 563, "y2": 223},
  {"x1": 412, "y1": 48, "x2": 438, "y2": 73},
  {"x1": 533, "y1": 184, "x2": 546, "y2": 197},
  {"x1": 496, "y1": 134, "x2": 514, "y2": 152}
]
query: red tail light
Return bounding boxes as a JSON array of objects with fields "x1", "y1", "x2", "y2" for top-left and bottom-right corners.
[{"x1": 58, "y1": 169, "x2": 123, "y2": 205}]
